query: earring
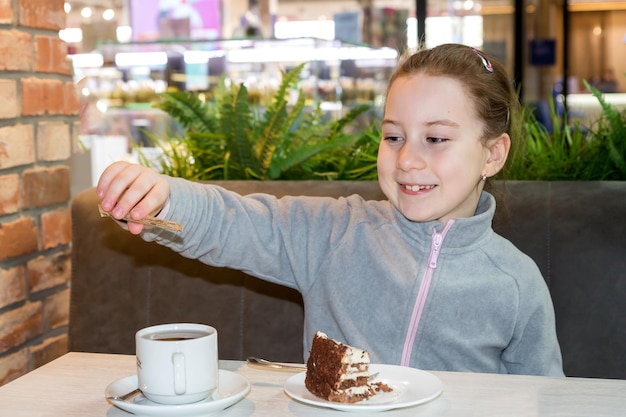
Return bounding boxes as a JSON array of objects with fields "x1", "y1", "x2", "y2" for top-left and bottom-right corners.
[{"x1": 481, "y1": 174, "x2": 487, "y2": 182}]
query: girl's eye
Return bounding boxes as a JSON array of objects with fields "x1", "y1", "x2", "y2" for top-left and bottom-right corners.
[
  {"x1": 384, "y1": 136, "x2": 404, "y2": 143},
  {"x1": 426, "y1": 137, "x2": 448, "y2": 143}
]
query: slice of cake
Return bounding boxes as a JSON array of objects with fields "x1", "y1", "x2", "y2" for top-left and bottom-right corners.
[{"x1": 305, "y1": 331, "x2": 388, "y2": 403}]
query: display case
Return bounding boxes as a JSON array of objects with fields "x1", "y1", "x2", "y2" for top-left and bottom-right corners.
[
  {"x1": 71, "y1": 37, "x2": 399, "y2": 128},
  {"x1": 70, "y1": 38, "x2": 397, "y2": 196}
]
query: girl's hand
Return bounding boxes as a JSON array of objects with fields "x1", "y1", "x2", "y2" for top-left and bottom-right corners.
[{"x1": 97, "y1": 161, "x2": 170, "y2": 235}]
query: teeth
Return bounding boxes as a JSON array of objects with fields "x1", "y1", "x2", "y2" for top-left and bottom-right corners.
[{"x1": 404, "y1": 184, "x2": 435, "y2": 191}]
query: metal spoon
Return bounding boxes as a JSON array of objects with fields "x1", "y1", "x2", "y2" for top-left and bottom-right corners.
[
  {"x1": 106, "y1": 388, "x2": 142, "y2": 403},
  {"x1": 246, "y1": 357, "x2": 306, "y2": 371},
  {"x1": 246, "y1": 357, "x2": 379, "y2": 380}
]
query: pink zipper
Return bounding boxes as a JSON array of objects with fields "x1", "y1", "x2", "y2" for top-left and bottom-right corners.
[{"x1": 400, "y1": 220, "x2": 455, "y2": 366}]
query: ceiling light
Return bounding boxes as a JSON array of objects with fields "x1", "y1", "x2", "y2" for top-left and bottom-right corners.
[
  {"x1": 115, "y1": 52, "x2": 168, "y2": 68},
  {"x1": 59, "y1": 27, "x2": 83, "y2": 43},
  {"x1": 68, "y1": 53, "x2": 104, "y2": 68},
  {"x1": 103, "y1": 9, "x2": 115, "y2": 21},
  {"x1": 184, "y1": 50, "x2": 226, "y2": 64},
  {"x1": 81, "y1": 7, "x2": 92, "y2": 18},
  {"x1": 64, "y1": 2, "x2": 71, "y2": 13},
  {"x1": 116, "y1": 26, "x2": 132, "y2": 43},
  {"x1": 592, "y1": 25, "x2": 602, "y2": 36}
]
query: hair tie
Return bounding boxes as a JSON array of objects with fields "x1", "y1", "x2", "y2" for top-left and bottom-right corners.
[{"x1": 470, "y1": 47, "x2": 493, "y2": 73}]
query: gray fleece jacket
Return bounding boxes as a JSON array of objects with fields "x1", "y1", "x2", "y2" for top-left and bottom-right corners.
[{"x1": 142, "y1": 177, "x2": 564, "y2": 376}]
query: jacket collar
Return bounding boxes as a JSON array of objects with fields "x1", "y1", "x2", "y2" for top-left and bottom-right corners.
[{"x1": 392, "y1": 191, "x2": 496, "y2": 249}]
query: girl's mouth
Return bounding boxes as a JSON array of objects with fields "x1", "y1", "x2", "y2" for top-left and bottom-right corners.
[{"x1": 401, "y1": 184, "x2": 436, "y2": 192}]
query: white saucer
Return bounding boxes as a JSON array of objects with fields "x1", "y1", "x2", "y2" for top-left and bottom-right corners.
[
  {"x1": 283, "y1": 364, "x2": 443, "y2": 412},
  {"x1": 105, "y1": 370, "x2": 250, "y2": 417}
]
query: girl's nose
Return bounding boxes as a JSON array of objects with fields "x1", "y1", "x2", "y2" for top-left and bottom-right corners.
[{"x1": 397, "y1": 143, "x2": 426, "y2": 171}]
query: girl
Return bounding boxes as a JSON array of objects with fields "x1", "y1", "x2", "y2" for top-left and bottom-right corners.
[{"x1": 98, "y1": 44, "x2": 563, "y2": 376}]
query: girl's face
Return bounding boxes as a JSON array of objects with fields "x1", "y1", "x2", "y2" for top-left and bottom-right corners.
[{"x1": 378, "y1": 73, "x2": 508, "y2": 225}]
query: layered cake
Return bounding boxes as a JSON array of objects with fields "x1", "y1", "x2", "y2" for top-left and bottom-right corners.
[{"x1": 304, "y1": 331, "x2": 390, "y2": 403}]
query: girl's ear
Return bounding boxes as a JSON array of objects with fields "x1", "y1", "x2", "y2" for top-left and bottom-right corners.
[{"x1": 485, "y1": 133, "x2": 511, "y2": 177}]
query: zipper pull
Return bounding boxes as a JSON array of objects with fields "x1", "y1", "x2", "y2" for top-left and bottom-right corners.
[
  {"x1": 428, "y1": 231, "x2": 443, "y2": 268},
  {"x1": 427, "y1": 221, "x2": 455, "y2": 269}
]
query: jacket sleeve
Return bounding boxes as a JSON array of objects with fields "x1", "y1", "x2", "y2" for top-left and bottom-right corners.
[
  {"x1": 501, "y1": 275, "x2": 565, "y2": 376},
  {"x1": 138, "y1": 177, "x2": 359, "y2": 292}
]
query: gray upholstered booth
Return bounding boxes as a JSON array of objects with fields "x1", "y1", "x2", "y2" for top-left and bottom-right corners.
[{"x1": 69, "y1": 181, "x2": 626, "y2": 379}]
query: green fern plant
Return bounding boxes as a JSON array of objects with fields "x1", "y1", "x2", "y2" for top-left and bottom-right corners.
[
  {"x1": 146, "y1": 63, "x2": 373, "y2": 180},
  {"x1": 584, "y1": 81, "x2": 626, "y2": 178},
  {"x1": 144, "y1": 69, "x2": 625, "y2": 182},
  {"x1": 506, "y1": 87, "x2": 626, "y2": 181},
  {"x1": 305, "y1": 121, "x2": 381, "y2": 180}
]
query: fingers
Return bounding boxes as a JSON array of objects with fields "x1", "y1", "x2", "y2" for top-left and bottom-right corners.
[
  {"x1": 126, "y1": 221, "x2": 145, "y2": 235},
  {"x1": 96, "y1": 160, "x2": 129, "y2": 198},
  {"x1": 97, "y1": 161, "x2": 170, "y2": 227}
]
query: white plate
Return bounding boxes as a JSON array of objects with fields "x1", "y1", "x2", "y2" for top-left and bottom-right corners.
[
  {"x1": 105, "y1": 370, "x2": 250, "y2": 417},
  {"x1": 283, "y1": 364, "x2": 443, "y2": 412}
]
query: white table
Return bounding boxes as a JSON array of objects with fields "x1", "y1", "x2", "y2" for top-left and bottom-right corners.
[{"x1": 0, "y1": 352, "x2": 625, "y2": 417}]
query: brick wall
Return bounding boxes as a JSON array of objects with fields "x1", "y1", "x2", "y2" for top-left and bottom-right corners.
[{"x1": 0, "y1": 0, "x2": 79, "y2": 386}]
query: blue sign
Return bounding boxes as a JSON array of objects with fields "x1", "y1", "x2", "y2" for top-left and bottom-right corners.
[
  {"x1": 334, "y1": 12, "x2": 361, "y2": 43},
  {"x1": 529, "y1": 39, "x2": 556, "y2": 66}
]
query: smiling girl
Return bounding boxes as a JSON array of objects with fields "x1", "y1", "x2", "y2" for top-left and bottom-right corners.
[{"x1": 98, "y1": 44, "x2": 563, "y2": 376}]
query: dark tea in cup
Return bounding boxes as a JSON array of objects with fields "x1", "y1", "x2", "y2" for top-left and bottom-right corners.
[{"x1": 146, "y1": 330, "x2": 210, "y2": 342}]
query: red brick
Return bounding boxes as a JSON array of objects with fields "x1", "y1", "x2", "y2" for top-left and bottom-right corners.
[
  {"x1": 35, "y1": 35, "x2": 54, "y2": 72},
  {"x1": 21, "y1": 78, "x2": 65, "y2": 116},
  {"x1": 0, "y1": 301, "x2": 42, "y2": 353},
  {"x1": 35, "y1": 35, "x2": 71, "y2": 75},
  {"x1": 30, "y1": 334, "x2": 68, "y2": 369},
  {"x1": 0, "y1": 0, "x2": 13, "y2": 24},
  {"x1": 43, "y1": 79, "x2": 65, "y2": 114},
  {"x1": 27, "y1": 251, "x2": 70, "y2": 293},
  {"x1": 0, "y1": 124, "x2": 35, "y2": 169},
  {"x1": 40, "y1": 209, "x2": 71, "y2": 250},
  {"x1": 0, "y1": 0, "x2": 77, "y2": 370},
  {"x1": 0, "y1": 29, "x2": 33, "y2": 72},
  {"x1": 19, "y1": 0, "x2": 65, "y2": 30},
  {"x1": 21, "y1": 166, "x2": 70, "y2": 208},
  {"x1": 0, "y1": 265, "x2": 26, "y2": 309},
  {"x1": 0, "y1": 79, "x2": 18, "y2": 119},
  {"x1": 37, "y1": 121, "x2": 71, "y2": 162},
  {"x1": 42, "y1": 288, "x2": 69, "y2": 330},
  {"x1": 0, "y1": 0, "x2": 76, "y2": 375},
  {"x1": 0, "y1": 349, "x2": 28, "y2": 386},
  {"x1": 64, "y1": 82, "x2": 80, "y2": 115},
  {"x1": 20, "y1": 78, "x2": 43, "y2": 115},
  {"x1": 0, "y1": 173, "x2": 19, "y2": 215},
  {"x1": 0, "y1": 217, "x2": 38, "y2": 261}
]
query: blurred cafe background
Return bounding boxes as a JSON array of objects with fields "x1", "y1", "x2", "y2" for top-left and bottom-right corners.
[{"x1": 61, "y1": 0, "x2": 626, "y2": 192}]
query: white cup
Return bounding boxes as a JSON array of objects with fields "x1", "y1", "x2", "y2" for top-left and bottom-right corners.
[{"x1": 136, "y1": 323, "x2": 218, "y2": 405}]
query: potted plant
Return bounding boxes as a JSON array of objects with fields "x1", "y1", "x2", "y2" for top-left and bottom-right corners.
[
  {"x1": 140, "y1": 68, "x2": 625, "y2": 182},
  {"x1": 505, "y1": 82, "x2": 626, "y2": 181},
  {"x1": 139, "y1": 63, "x2": 379, "y2": 181}
]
